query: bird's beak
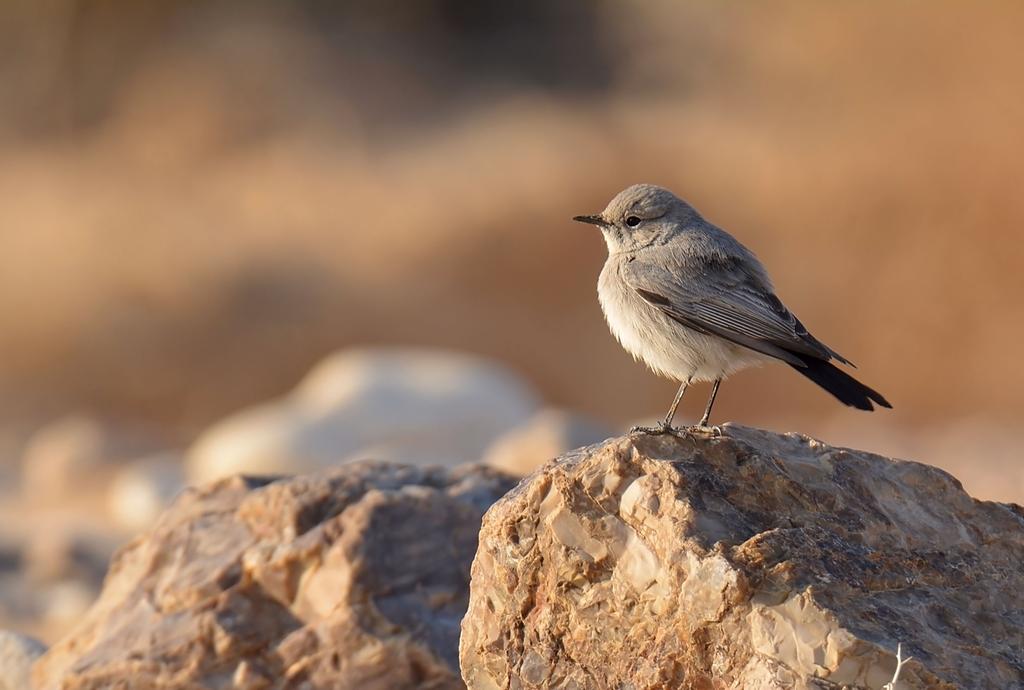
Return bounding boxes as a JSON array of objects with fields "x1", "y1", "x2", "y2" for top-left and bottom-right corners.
[{"x1": 572, "y1": 214, "x2": 608, "y2": 227}]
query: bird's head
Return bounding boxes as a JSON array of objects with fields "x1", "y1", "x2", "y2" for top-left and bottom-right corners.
[{"x1": 573, "y1": 183, "x2": 697, "y2": 254}]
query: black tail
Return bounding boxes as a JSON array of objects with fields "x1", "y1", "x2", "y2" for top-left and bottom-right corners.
[{"x1": 789, "y1": 355, "x2": 892, "y2": 411}]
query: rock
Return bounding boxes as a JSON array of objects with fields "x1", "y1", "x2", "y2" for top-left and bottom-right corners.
[
  {"x1": 21, "y1": 417, "x2": 107, "y2": 502},
  {"x1": 0, "y1": 630, "x2": 46, "y2": 690},
  {"x1": 460, "y1": 425, "x2": 1024, "y2": 689},
  {"x1": 34, "y1": 461, "x2": 518, "y2": 690},
  {"x1": 20, "y1": 416, "x2": 167, "y2": 503},
  {"x1": 0, "y1": 521, "x2": 116, "y2": 644},
  {"x1": 186, "y1": 348, "x2": 540, "y2": 484},
  {"x1": 23, "y1": 529, "x2": 111, "y2": 586},
  {"x1": 481, "y1": 409, "x2": 611, "y2": 476},
  {"x1": 107, "y1": 453, "x2": 185, "y2": 532}
]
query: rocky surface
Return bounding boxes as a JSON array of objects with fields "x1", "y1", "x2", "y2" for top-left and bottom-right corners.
[
  {"x1": 34, "y1": 461, "x2": 517, "y2": 690},
  {"x1": 460, "y1": 425, "x2": 1024, "y2": 689},
  {"x1": 186, "y1": 349, "x2": 540, "y2": 483}
]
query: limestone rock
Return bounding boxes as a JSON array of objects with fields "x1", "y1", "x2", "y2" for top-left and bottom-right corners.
[
  {"x1": 482, "y1": 409, "x2": 612, "y2": 476},
  {"x1": 0, "y1": 630, "x2": 46, "y2": 690},
  {"x1": 34, "y1": 462, "x2": 517, "y2": 690},
  {"x1": 460, "y1": 425, "x2": 1024, "y2": 689},
  {"x1": 186, "y1": 348, "x2": 540, "y2": 484}
]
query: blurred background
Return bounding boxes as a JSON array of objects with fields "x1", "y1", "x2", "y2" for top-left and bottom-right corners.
[{"x1": 0, "y1": 0, "x2": 1022, "y2": 643}]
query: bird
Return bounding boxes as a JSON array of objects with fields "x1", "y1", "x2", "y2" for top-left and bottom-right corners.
[{"x1": 573, "y1": 183, "x2": 890, "y2": 434}]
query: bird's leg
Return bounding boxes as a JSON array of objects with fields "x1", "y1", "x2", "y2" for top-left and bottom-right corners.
[
  {"x1": 662, "y1": 379, "x2": 689, "y2": 428},
  {"x1": 696, "y1": 378, "x2": 722, "y2": 433},
  {"x1": 630, "y1": 379, "x2": 689, "y2": 435}
]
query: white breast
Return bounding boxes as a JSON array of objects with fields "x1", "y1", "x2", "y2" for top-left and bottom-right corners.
[{"x1": 597, "y1": 256, "x2": 767, "y2": 383}]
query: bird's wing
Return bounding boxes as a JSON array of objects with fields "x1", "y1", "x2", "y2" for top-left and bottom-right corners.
[{"x1": 622, "y1": 252, "x2": 851, "y2": 368}]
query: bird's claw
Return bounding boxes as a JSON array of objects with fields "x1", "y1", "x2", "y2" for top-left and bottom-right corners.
[
  {"x1": 692, "y1": 423, "x2": 723, "y2": 437},
  {"x1": 629, "y1": 422, "x2": 684, "y2": 437}
]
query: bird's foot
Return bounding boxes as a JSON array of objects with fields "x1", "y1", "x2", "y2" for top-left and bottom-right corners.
[
  {"x1": 691, "y1": 422, "x2": 723, "y2": 437},
  {"x1": 629, "y1": 422, "x2": 684, "y2": 437}
]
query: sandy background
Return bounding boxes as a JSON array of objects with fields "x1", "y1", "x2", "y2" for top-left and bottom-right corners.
[{"x1": 0, "y1": 0, "x2": 1021, "y2": 583}]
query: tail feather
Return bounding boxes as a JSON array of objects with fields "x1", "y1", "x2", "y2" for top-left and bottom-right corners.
[{"x1": 788, "y1": 355, "x2": 891, "y2": 411}]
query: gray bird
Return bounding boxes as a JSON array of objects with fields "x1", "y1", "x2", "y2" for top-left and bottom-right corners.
[{"x1": 574, "y1": 183, "x2": 890, "y2": 434}]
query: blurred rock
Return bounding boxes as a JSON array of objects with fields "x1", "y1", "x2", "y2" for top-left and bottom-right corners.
[
  {"x1": 0, "y1": 630, "x2": 46, "y2": 690},
  {"x1": 42, "y1": 580, "x2": 98, "y2": 630},
  {"x1": 481, "y1": 409, "x2": 611, "y2": 476},
  {"x1": 23, "y1": 530, "x2": 109, "y2": 587},
  {"x1": 461, "y1": 426, "x2": 1024, "y2": 689},
  {"x1": 11, "y1": 525, "x2": 110, "y2": 640},
  {"x1": 107, "y1": 453, "x2": 185, "y2": 532},
  {"x1": 20, "y1": 416, "x2": 167, "y2": 503},
  {"x1": 186, "y1": 348, "x2": 540, "y2": 484},
  {"x1": 21, "y1": 417, "x2": 107, "y2": 501},
  {"x1": 34, "y1": 461, "x2": 517, "y2": 690}
]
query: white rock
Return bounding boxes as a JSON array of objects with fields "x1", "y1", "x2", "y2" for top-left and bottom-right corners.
[
  {"x1": 186, "y1": 348, "x2": 540, "y2": 484},
  {"x1": 0, "y1": 630, "x2": 46, "y2": 690},
  {"x1": 482, "y1": 409, "x2": 612, "y2": 476},
  {"x1": 108, "y1": 453, "x2": 185, "y2": 532}
]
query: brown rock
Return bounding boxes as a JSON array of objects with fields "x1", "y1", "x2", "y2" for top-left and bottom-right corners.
[
  {"x1": 33, "y1": 462, "x2": 517, "y2": 690},
  {"x1": 460, "y1": 426, "x2": 1024, "y2": 689}
]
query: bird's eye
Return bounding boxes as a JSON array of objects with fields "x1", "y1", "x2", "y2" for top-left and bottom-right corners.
[{"x1": 625, "y1": 216, "x2": 641, "y2": 227}]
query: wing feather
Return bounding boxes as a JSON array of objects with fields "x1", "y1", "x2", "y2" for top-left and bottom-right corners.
[{"x1": 624, "y1": 252, "x2": 851, "y2": 366}]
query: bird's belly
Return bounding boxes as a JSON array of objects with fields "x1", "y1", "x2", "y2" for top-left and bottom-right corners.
[{"x1": 598, "y1": 271, "x2": 766, "y2": 382}]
